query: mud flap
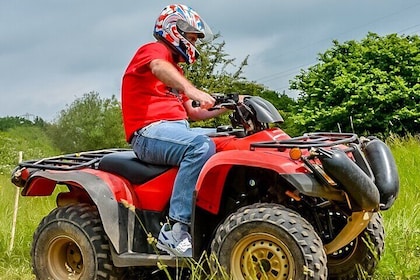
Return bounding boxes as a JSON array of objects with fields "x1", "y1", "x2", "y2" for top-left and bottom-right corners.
[{"x1": 324, "y1": 211, "x2": 373, "y2": 254}]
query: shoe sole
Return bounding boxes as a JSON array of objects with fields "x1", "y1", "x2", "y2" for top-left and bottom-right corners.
[{"x1": 156, "y1": 242, "x2": 192, "y2": 258}]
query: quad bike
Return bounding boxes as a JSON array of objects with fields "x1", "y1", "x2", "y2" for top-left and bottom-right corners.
[{"x1": 11, "y1": 94, "x2": 399, "y2": 280}]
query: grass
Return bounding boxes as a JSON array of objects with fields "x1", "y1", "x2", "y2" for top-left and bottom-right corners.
[
  {"x1": 0, "y1": 134, "x2": 419, "y2": 279},
  {"x1": 0, "y1": 176, "x2": 57, "y2": 279},
  {"x1": 371, "y1": 135, "x2": 420, "y2": 279},
  {"x1": 0, "y1": 126, "x2": 60, "y2": 279}
]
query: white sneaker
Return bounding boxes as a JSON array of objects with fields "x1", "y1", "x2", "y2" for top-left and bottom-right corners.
[{"x1": 157, "y1": 222, "x2": 192, "y2": 257}]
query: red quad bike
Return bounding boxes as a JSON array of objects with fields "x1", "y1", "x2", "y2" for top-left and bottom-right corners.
[{"x1": 11, "y1": 94, "x2": 399, "y2": 280}]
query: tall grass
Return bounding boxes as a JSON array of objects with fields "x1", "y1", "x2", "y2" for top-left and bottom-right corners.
[
  {"x1": 0, "y1": 134, "x2": 419, "y2": 279},
  {"x1": 372, "y1": 135, "x2": 420, "y2": 279},
  {"x1": 0, "y1": 176, "x2": 57, "y2": 279},
  {"x1": 0, "y1": 126, "x2": 61, "y2": 279}
]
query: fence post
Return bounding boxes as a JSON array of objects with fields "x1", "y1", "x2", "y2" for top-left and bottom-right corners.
[{"x1": 9, "y1": 151, "x2": 23, "y2": 253}]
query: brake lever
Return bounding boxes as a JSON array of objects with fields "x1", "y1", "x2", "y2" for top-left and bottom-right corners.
[
  {"x1": 219, "y1": 102, "x2": 237, "y2": 110},
  {"x1": 191, "y1": 101, "x2": 236, "y2": 110}
]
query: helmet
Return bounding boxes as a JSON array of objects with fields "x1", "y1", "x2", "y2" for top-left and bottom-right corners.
[{"x1": 153, "y1": 4, "x2": 213, "y2": 64}]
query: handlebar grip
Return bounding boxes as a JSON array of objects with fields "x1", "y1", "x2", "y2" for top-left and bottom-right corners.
[{"x1": 192, "y1": 100, "x2": 200, "y2": 108}]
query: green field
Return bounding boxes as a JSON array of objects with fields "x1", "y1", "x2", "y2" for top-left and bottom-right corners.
[{"x1": 0, "y1": 136, "x2": 419, "y2": 279}]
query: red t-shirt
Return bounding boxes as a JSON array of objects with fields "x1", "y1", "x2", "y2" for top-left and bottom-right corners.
[{"x1": 121, "y1": 41, "x2": 189, "y2": 142}]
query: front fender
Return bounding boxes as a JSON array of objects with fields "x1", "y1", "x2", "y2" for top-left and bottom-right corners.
[
  {"x1": 195, "y1": 150, "x2": 347, "y2": 215},
  {"x1": 195, "y1": 150, "x2": 303, "y2": 214},
  {"x1": 23, "y1": 169, "x2": 136, "y2": 254}
]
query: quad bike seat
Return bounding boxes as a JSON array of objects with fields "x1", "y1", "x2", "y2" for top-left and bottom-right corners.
[{"x1": 98, "y1": 151, "x2": 171, "y2": 185}]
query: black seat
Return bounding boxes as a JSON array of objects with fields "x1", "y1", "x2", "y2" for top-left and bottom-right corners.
[{"x1": 98, "y1": 151, "x2": 171, "y2": 185}]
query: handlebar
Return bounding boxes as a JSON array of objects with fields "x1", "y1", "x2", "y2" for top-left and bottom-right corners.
[
  {"x1": 192, "y1": 93, "x2": 239, "y2": 110},
  {"x1": 191, "y1": 100, "x2": 201, "y2": 108}
]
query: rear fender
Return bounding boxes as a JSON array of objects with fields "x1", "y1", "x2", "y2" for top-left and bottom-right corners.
[
  {"x1": 23, "y1": 169, "x2": 135, "y2": 254},
  {"x1": 195, "y1": 150, "x2": 311, "y2": 214}
]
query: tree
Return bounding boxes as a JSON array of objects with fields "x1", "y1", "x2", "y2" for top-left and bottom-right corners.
[
  {"x1": 47, "y1": 92, "x2": 127, "y2": 153},
  {"x1": 290, "y1": 32, "x2": 420, "y2": 136},
  {"x1": 0, "y1": 115, "x2": 48, "y2": 131},
  {"x1": 0, "y1": 116, "x2": 33, "y2": 131},
  {"x1": 183, "y1": 34, "x2": 249, "y2": 93}
]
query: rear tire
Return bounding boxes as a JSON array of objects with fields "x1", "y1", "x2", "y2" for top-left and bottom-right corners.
[
  {"x1": 327, "y1": 213, "x2": 385, "y2": 280},
  {"x1": 31, "y1": 203, "x2": 123, "y2": 280},
  {"x1": 211, "y1": 203, "x2": 328, "y2": 279}
]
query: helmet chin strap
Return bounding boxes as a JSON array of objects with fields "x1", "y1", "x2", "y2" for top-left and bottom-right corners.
[{"x1": 172, "y1": 53, "x2": 184, "y2": 63}]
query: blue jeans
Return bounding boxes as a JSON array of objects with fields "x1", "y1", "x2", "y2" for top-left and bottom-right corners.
[{"x1": 131, "y1": 120, "x2": 216, "y2": 225}]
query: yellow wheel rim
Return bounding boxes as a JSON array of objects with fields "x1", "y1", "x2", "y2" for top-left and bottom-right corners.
[
  {"x1": 231, "y1": 233, "x2": 295, "y2": 280},
  {"x1": 47, "y1": 235, "x2": 84, "y2": 279}
]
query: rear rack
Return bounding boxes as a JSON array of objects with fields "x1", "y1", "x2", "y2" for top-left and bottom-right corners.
[
  {"x1": 250, "y1": 132, "x2": 359, "y2": 150},
  {"x1": 18, "y1": 148, "x2": 131, "y2": 171}
]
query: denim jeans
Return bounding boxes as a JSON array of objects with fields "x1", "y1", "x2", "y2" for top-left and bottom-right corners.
[{"x1": 131, "y1": 120, "x2": 216, "y2": 225}]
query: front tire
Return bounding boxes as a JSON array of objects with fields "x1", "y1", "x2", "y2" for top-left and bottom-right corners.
[
  {"x1": 211, "y1": 203, "x2": 328, "y2": 279},
  {"x1": 31, "y1": 203, "x2": 122, "y2": 280}
]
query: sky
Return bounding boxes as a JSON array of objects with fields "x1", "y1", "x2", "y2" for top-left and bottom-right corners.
[{"x1": 1, "y1": 1, "x2": 419, "y2": 122}]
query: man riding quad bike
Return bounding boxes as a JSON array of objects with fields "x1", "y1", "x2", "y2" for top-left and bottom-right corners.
[{"x1": 11, "y1": 94, "x2": 399, "y2": 279}]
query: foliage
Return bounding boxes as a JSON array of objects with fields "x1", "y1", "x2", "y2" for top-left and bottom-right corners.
[
  {"x1": 0, "y1": 126, "x2": 60, "y2": 174},
  {"x1": 183, "y1": 34, "x2": 249, "y2": 93},
  {"x1": 0, "y1": 116, "x2": 56, "y2": 174},
  {"x1": 290, "y1": 33, "x2": 420, "y2": 136},
  {"x1": 0, "y1": 117, "x2": 32, "y2": 131},
  {"x1": 46, "y1": 92, "x2": 128, "y2": 153},
  {"x1": 0, "y1": 116, "x2": 46, "y2": 131}
]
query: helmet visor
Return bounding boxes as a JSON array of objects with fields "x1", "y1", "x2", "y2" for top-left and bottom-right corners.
[{"x1": 176, "y1": 19, "x2": 213, "y2": 43}]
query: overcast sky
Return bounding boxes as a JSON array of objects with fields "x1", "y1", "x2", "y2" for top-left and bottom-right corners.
[{"x1": 1, "y1": 1, "x2": 419, "y2": 121}]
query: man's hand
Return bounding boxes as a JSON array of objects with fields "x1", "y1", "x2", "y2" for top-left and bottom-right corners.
[{"x1": 185, "y1": 88, "x2": 215, "y2": 110}]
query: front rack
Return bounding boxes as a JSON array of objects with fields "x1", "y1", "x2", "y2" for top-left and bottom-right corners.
[
  {"x1": 18, "y1": 148, "x2": 130, "y2": 171},
  {"x1": 250, "y1": 132, "x2": 359, "y2": 150}
]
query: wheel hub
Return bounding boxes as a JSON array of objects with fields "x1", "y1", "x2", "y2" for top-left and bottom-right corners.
[
  {"x1": 47, "y1": 235, "x2": 84, "y2": 279},
  {"x1": 66, "y1": 242, "x2": 83, "y2": 272},
  {"x1": 232, "y1": 233, "x2": 295, "y2": 280}
]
